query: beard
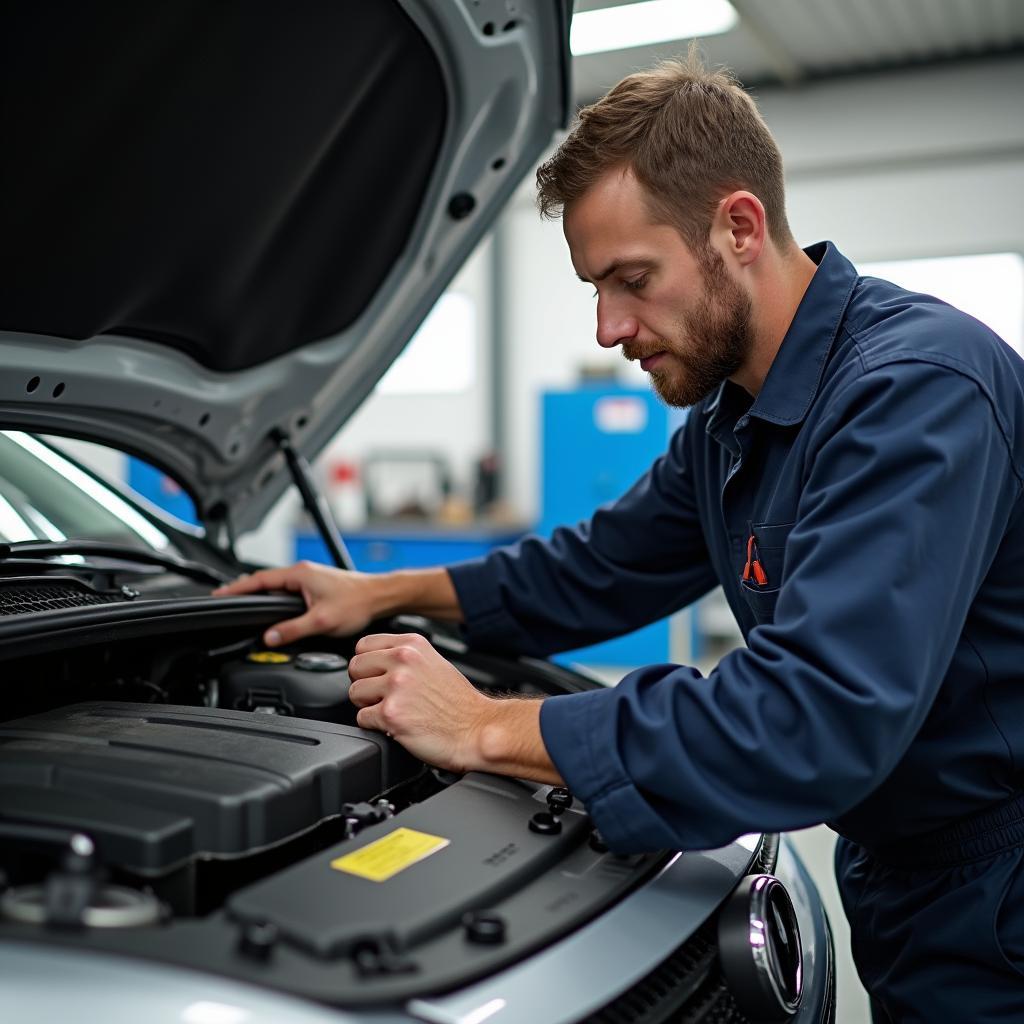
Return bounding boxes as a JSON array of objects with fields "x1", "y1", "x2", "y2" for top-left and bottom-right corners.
[{"x1": 623, "y1": 246, "x2": 753, "y2": 408}]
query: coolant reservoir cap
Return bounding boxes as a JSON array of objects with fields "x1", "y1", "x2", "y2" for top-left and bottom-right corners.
[
  {"x1": 295, "y1": 651, "x2": 348, "y2": 673},
  {"x1": 247, "y1": 651, "x2": 292, "y2": 664}
]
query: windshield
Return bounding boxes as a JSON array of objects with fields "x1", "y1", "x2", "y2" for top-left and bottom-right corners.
[{"x1": 0, "y1": 432, "x2": 174, "y2": 551}]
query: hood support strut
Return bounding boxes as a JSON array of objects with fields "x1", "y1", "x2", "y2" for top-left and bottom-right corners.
[{"x1": 272, "y1": 430, "x2": 354, "y2": 571}]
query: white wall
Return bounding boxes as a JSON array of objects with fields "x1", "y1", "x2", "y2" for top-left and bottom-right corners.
[
  {"x1": 762, "y1": 58, "x2": 1024, "y2": 260},
  {"x1": 320, "y1": 236, "x2": 494, "y2": 505}
]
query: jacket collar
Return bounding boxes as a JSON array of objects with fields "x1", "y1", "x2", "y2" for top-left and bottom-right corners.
[
  {"x1": 705, "y1": 241, "x2": 859, "y2": 446},
  {"x1": 749, "y1": 241, "x2": 859, "y2": 426}
]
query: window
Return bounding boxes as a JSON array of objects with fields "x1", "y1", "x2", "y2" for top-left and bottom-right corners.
[
  {"x1": 375, "y1": 292, "x2": 476, "y2": 395},
  {"x1": 0, "y1": 432, "x2": 176, "y2": 551}
]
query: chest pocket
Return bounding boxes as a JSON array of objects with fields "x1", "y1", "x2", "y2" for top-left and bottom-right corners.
[{"x1": 738, "y1": 521, "x2": 794, "y2": 626}]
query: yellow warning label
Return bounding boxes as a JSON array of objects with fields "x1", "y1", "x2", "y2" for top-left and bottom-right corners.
[
  {"x1": 330, "y1": 827, "x2": 450, "y2": 882},
  {"x1": 247, "y1": 651, "x2": 292, "y2": 664}
]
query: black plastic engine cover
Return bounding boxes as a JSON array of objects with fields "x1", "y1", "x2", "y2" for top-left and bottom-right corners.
[
  {"x1": 0, "y1": 702, "x2": 418, "y2": 875},
  {"x1": 229, "y1": 773, "x2": 594, "y2": 958}
]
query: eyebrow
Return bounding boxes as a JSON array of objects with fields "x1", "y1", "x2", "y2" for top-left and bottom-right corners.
[{"x1": 576, "y1": 258, "x2": 652, "y2": 285}]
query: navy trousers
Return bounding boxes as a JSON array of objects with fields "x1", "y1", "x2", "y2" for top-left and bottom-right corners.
[{"x1": 835, "y1": 793, "x2": 1024, "y2": 1023}]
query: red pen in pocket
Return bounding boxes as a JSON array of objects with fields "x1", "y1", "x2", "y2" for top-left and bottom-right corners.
[{"x1": 742, "y1": 533, "x2": 769, "y2": 586}]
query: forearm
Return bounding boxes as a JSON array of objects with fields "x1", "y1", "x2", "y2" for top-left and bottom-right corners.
[
  {"x1": 472, "y1": 698, "x2": 564, "y2": 785},
  {"x1": 372, "y1": 567, "x2": 465, "y2": 623}
]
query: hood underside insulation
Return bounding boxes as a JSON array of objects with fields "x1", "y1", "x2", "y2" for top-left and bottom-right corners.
[{"x1": 0, "y1": 0, "x2": 446, "y2": 371}]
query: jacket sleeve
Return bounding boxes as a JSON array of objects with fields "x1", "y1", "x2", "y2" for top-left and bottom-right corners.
[
  {"x1": 447, "y1": 420, "x2": 717, "y2": 657},
  {"x1": 540, "y1": 361, "x2": 1023, "y2": 851}
]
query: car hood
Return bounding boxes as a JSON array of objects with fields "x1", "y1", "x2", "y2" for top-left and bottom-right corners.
[{"x1": 0, "y1": 0, "x2": 571, "y2": 535}]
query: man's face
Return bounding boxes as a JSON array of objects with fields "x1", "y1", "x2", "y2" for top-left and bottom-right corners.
[{"x1": 564, "y1": 167, "x2": 753, "y2": 408}]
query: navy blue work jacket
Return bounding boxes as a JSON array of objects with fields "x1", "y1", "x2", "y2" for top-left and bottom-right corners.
[{"x1": 449, "y1": 242, "x2": 1024, "y2": 853}]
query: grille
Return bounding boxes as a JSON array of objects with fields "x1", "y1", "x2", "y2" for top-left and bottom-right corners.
[
  {"x1": 585, "y1": 836, "x2": 780, "y2": 1024},
  {"x1": 585, "y1": 925, "x2": 748, "y2": 1024},
  {"x1": 0, "y1": 581, "x2": 123, "y2": 615}
]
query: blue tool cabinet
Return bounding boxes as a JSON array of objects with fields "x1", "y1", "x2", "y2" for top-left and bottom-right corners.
[
  {"x1": 539, "y1": 386, "x2": 688, "y2": 668},
  {"x1": 294, "y1": 525, "x2": 525, "y2": 574}
]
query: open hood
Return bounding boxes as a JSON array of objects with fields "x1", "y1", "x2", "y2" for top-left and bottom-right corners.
[{"x1": 0, "y1": 0, "x2": 572, "y2": 535}]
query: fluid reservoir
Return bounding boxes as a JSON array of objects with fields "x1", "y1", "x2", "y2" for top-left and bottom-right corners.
[{"x1": 218, "y1": 650, "x2": 354, "y2": 722}]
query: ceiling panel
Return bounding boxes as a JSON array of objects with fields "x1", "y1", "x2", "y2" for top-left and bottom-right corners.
[{"x1": 570, "y1": 0, "x2": 1024, "y2": 102}]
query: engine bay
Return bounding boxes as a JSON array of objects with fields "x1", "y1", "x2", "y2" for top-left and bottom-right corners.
[
  {"x1": 0, "y1": 614, "x2": 673, "y2": 1004},
  {"x1": 0, "y1": 619, "x2": 544, "y2": 915}
]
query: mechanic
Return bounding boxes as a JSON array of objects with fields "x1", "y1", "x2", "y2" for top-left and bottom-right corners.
[{"x1": 216, "y1": 54, "x2": 1024, "y2": 1021}]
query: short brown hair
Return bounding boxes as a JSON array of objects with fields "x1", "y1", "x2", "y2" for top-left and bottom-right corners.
[{"x1": 536, "y1": 49, "x2": 793, "y2": 249}]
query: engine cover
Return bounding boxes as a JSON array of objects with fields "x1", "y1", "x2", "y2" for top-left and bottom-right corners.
[{"x1": 0, "y1": 702, "x2": 418, "y2": 877}]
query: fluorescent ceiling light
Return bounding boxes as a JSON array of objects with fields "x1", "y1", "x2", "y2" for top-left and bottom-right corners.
[{"x1": 571, "y1": 0, "x2": 738, "y2": 56}]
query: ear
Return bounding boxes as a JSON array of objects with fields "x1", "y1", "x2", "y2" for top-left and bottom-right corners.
[{"x1": 713, "y1": 191, "x2": 766, "y2": 267}]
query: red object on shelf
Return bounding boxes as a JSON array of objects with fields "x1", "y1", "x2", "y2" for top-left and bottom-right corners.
[{"x1": 328, "y1": 460, "x2": 366, "y2": 528}]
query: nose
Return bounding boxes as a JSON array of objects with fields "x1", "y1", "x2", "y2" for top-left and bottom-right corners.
[{"x1": 595, "y1": 297, "x2": 639, "y2": 349}]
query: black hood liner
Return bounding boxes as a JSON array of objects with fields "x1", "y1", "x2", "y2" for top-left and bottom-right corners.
[{"x1": 0, "y1": 1, "x2": 446, "y2": 372}]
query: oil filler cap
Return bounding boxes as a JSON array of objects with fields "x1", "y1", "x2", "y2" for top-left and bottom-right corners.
[
  {"x1": 247, "y1": 651, "x2": 291, "y2": 664},
  {"x1": 295, "y1": 652, "x2": 348, "y2": 672}
]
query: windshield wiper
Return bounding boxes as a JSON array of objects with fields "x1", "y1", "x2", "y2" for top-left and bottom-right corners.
[{"x1": 0, "y1": 541, "x2": 230, "y2": 587}]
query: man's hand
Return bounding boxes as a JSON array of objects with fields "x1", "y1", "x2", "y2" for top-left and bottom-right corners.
[
  {"x1": 349, "y1": 632, "x2": 563, "y2": 784},
  {"x1": 212, "y1": 562, "x2": 382, "y2": 645},
  {"x1": 212, "y1": 563, "x2": 463, "y2": 647}
]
